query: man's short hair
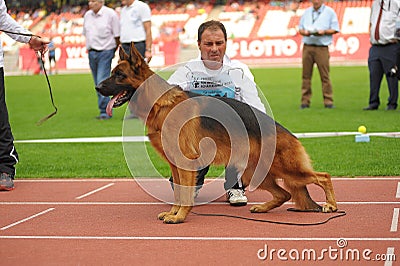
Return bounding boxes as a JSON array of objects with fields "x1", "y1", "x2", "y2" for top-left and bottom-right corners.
[{"x1": 197, "y1": 20, "x2": 227, "y2": 42}]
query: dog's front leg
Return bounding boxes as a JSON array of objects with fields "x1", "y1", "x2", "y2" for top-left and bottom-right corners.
[
  {"x1": 161, "y1": 169, "x2": 195, "y2": 224},
  {"x1": 158, "y1": 165, "x2": 181, "y2": 221},
  {"x1": 157, "y1": 179, "x2": 181, "y2": 221}
]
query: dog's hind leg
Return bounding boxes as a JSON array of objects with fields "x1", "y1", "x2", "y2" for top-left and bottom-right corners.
[
  {"x1": 250, "y1": 177, "x2": 291, "y2": 213},
  {"x1": 314, "y1": 172, "x2": 337, "y2": 212},
  {"x1": 285, "y1": 183, "x2": 322, "y2": 212},
  {"x1": 284, "y1": 172, "x2": 337, "y2": 213}
]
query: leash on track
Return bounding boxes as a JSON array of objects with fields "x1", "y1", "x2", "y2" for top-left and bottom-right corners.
[
  {"x1": 1, "y1": 30, "x2": 57, "y2": 125},
  {"x1": 191, "y1": 209, "x2": 346, "y2": 226}
]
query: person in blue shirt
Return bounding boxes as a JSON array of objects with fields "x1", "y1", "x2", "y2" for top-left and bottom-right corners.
[
  {"x1": 298, "y1": 0, "x2": 340, "y2": 109},
  {"x1": 48, "y1": 39, "x2": 57, "y2": 74}
]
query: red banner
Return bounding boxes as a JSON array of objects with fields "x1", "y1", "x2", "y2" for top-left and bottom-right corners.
[
  {"x1": 18, "y1": 34, "x2": 369, "y2": 71},
  {"x1": 18, "y1": 40, "x2": 180, "y2": 71},
  {"x1": 227, "y1": 34, "x2": 370, "y2": 65}
]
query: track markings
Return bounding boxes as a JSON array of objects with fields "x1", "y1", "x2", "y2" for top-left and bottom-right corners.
[
  {"x1": 75, "y1": 183, "x2": 114, "y2": 200},
  {"x1": 0, "y1": 236, "x2": 399, "y2": 241},
  {"x1": 0, "y1": 201, "x2": 400, "y2": 206},
  {"x1": 0, "y1": 208, "x2": 55, "y2": 231},
  {"x1": 390, "y1": 183, "x2": 400, "y2": 232},
  {"x1": 384, "y1": 247, "x2": 395, "y2": 266},
  {"x1": 390, "y1": 208, "x2": 399, "y2": 232}
]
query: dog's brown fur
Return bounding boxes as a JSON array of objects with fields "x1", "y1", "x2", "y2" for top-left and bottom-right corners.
[{"x1": 96, "y1": 43, "x2": 337, "y2": 224}]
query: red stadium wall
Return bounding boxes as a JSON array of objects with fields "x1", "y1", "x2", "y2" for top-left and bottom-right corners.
[
  {"x1": 16, "y1": 0, "x2": 372, "y2": 71},
  {"x1": 227, "y1": 33, "x2": 370, "y2": 65},
  {"x1": 18, "y1": 40, "x2": 180, "y2": 71},
  {"x1": 18, "y1": 33, "x2": 368, "y2": 71}
]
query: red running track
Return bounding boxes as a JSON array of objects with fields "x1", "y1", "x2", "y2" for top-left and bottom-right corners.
[{"x1": 0, "y1": 177, "x2": 399, "y2": 265}]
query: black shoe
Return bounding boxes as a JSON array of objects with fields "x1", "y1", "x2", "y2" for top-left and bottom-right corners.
[
  {"x1": 0, "y1": 173, "x2": 14, "y2": 191},
  {"x1": 300, "y1": 104, "x2": 309, "y2": 109},
  {"x1": 325, "y1": 104, "x2": 335, "y2": 109},
  {"x1": 363, "y1": 106, "x2": 378, "y2": 110},
  {"x1": 386, "y1": 106, "x2": 397, "y2": 111}
]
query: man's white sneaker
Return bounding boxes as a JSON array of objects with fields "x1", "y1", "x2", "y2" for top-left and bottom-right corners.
[{"x1": 226, "y1": 189, "x2": 247, "y2": 206}]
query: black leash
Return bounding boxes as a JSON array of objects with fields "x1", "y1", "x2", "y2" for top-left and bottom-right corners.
[
  {"x1": 35, "y1": 50, "x2": 58, "y2": 126},
  {"x1": 0, "y1": 30, "x2": 37, "y2": 37},
  {"x1": 191, "y1": 209, "x2": 346, "y2": 226},
  {"x1": 1, "y1": 30, "x2": 57, "y2": 125}
]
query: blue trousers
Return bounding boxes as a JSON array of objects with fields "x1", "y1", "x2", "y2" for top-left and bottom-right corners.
[
  {"x1": 88, "y1": 49, "x2": 115, "y2": 115},
  {"x1": 121, "y1": 41, "x2": 146, "y2": 57}
]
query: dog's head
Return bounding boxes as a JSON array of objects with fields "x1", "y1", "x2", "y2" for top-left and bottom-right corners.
[{"x1": 96, "y1": 43, "x2": 154, "y2": 116}]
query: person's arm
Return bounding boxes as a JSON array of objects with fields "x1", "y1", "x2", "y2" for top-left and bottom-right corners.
[
  {"x1": 167, "y1": 65, "x2": 190, "y2": 90},
  {"x1": 143, "y1": 20, "x2": 152, "y2": 62},
  {"x1": 230, "y1": 62, "x2": 266, "y2": 113},
  {"x1": 0, "y1": 2, "x2": 48, "y2": 52},
  {"x1": 300, "y1": 28, "x2": 337, "y2": 36},
  {"x1": 115, "y1": 36, "x2": 120, "y2": 48},
  {"x1": 299, "y1": 28, "x2": 312, "y2": 36}
]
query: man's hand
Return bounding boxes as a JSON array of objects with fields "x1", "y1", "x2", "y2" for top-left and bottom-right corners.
[{"x1": 28, "y1": 36, "x2": 50, "y2": 53}]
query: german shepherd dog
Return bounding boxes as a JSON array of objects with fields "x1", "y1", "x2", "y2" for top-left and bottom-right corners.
[{"x1": 96, "y1": 43, "x2": 337, "y2": 224}]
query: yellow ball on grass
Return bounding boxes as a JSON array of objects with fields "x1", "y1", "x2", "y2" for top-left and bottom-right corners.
[{"x1": 358, "y1": 125, "x2": 367, "y2": 134}]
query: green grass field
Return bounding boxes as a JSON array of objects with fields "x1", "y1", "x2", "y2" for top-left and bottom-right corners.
[{"x1": 5, "y1": 65, "x2": 400, "y2": 178}]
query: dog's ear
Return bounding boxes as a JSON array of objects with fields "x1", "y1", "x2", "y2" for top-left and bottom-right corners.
[
  {"x1": 129, "y1": 42, "x2": 145, "y2": 67},
  {"x1": 119, "y1": 45, "x2": 129, "y2": 61}
]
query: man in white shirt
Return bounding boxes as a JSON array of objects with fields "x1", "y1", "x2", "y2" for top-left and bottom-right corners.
[
  {"x1": 0, "y1": 0, "x2": 49, "y2": 191},
  {"x1": 119, "y1": 0, "x2": 152, "y2": 118},
  {"x1": 119, "y1": 0, "x2": 152, "y2": 62},
  {"x1": 83, "y1": 0, "x2": 120, "y2": 119},
  {"x1": 363, "y1": 0, "x2": 400, "y2": 111},
  {"x1": 168, "y1": 20, "x2": 266, "y2": 206}
]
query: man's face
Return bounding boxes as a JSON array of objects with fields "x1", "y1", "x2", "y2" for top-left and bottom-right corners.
[
  {"x1": 312, "y1": 0, "x2": 323, "y2": 9},
  {"x1": 121, "y1": 0, "x2": 134, "y2": 6},
  {"x1": 198, "y1": 28, "x2": 226, "y2": 70},
  {"x1": 88, "y1": 0, "x2": 102, "y2": 12}
]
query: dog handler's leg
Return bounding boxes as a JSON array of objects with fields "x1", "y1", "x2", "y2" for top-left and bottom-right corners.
[{"x1": 162, "y1": 169, "x2": 196, "y2": 224}]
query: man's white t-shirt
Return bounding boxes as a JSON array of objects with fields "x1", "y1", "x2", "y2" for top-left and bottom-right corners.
[{"x1": 167, "y1": 55, "x2": 266, "y2": 113}]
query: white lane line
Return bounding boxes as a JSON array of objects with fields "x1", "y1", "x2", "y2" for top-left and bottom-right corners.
[
  {"x1": 0, "y1": 208, "x2": 55, "y2": 231},
  {"x1": 396, "y1": 182, "x2": 400, "y2": 198},
  {"x1": 384, "y1": 247, "x2": 395, "y2": 266},
  {"x1": 390, "y1": 208, "x2": 399, "y2": 232},
  {"x1": 0, "y1": 236, "x2": 399, "y2": 241},
  {"x1": 14, "y1": 136, "x2": 149, "y2": 143},
  {"x1": 13, "y1": 132, "x2": 400, "y2": 143},
  {"x1": 11, "y1": 177, "x2": 400, "y2": 183},
  {"x1": 0, "y1": 201, "x2": 400, "y2": 206},
  {"x1": 75, "y1": 183, "x2": 115, "y2": 200}
]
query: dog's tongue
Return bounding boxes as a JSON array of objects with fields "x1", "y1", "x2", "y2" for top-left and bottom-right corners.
[{"x1": 106, "y1": 92, "x2": 124, "y2": 117}]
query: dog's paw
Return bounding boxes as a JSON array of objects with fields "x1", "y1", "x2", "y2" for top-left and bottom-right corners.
[
  {"x1": 250, "y1": 204, "x2": 269, "y2": 213},
  {"x1": 157, "y1": 211, "x2": 170, "y2": 220},
  {"x1": 162, "y1": 214, "x2": 185, "y2": 224},
  {"x1": 322, "y1": 203, "x2": 337, "y2": 213}
]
